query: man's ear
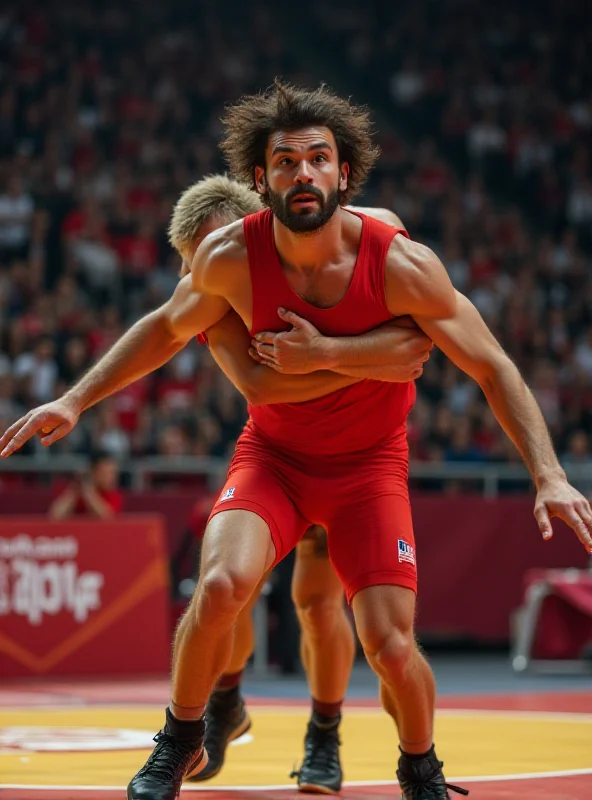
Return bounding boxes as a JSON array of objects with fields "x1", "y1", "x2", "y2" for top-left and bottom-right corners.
[
  {"x1": 339, "y1": 162, "x2": 349, "y2": 193},
  {"x1": 254, "y1": 166, "x2": 267, "y2": 195}
]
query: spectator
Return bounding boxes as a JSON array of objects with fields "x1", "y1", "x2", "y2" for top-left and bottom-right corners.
[{"x1": 48, "y1": 452, "x2": 123, "y2": 519}]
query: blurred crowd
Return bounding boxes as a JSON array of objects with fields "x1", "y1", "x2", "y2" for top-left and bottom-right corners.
[{"x1": 1, "y1": 0, "x2": 592, "y2": 476}]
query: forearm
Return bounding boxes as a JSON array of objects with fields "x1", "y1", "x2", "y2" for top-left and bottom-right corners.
[
  {"x1": 209, "y1": 343, "x2": 359, "y2": 404},
  {"x1": 480, "y1": 356, "x2": 564, "y2": 488},
  {"x1": 245, "y1": 365, "x2": 359, "y2": 405},
  {"x1": 328, "y1": 364, "x2": 409, "y2": 382},
  {"x1": 319, "y1": 327, "x2": 402, "y2": 370},
  {"x1": 206, "y1": 312, "x2": 361, "y2": 404},
  {"x1": 65, "y1": 311, "x2": 186, "y2": 413}
]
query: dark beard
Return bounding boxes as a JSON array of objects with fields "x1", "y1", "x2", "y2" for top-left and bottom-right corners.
[{"x1": 266, "y1": 185, "x2": 340, "y2": 233}]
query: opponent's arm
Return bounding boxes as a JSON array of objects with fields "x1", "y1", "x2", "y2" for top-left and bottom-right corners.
[
  {"x1": 206, "y1": 311, "x2": 360, "y2": 405},
  {"x1": 253, "y1": 308, "x2": 432, "y2": 380},
  {"x1": 0, "y1": 246, "x2": 230, "y2": 455},
  {"x1": 386, "y1": 242, "x2": 592, "y2": 549}
]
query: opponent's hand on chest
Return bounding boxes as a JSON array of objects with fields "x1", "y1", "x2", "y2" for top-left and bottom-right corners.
[{"x1": 251, "y1": 308, "x2": 327, "y2": 374}]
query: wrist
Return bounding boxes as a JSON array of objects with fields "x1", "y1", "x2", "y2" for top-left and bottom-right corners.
[
  {"x1": 63, "y1": 387, "x2": 87, "y2": 415},
  {"x1": 315, "y1": 337, "x2": 340, "y2": 370},
  {"x1": 534, "y1": 465, "x2": 567, "y2": 491}
]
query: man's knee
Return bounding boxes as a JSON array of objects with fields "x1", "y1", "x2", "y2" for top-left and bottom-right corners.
[
  {"x1": 294, "y1": 591, "x2": 345, "y2": 639},
  {"x1": 194, "y1": 566, "x2": 259, "y2": 627},
  {"x1": 353, "y1": 585, "x2": 417, "y2": 682},
  {"x1": 360, "y1": 624, "x2": 415, "y2": 682}
]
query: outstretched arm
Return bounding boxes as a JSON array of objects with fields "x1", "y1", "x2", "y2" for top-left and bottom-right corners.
[
  {"x1": 64, "y1": 277, "x2": 229, "y2": 414},
  {"x1": 385, "y1": 240, "x2": 592, "y2": 550}
]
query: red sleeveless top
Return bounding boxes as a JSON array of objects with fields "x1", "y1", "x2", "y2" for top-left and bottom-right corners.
[{"x1": 242, "y1": 209, "x2": 416, "y2": 455}]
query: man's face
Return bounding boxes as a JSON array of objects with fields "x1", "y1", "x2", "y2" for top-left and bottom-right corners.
[
  {"x1": 92, "y1": 459, "x2": 118, "y2": 491},
  {"x1": 255, "y1": 126, "x2": 349, "y2": 234},
  {"x1": 179, "y1": 215, "x2": 226, "y2": 278}
]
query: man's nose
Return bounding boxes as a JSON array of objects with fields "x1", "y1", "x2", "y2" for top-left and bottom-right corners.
[{"x1": 295, "y1": 161, "x2": 313, "y2": 184}]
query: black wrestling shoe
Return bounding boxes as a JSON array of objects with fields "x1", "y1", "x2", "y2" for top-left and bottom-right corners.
[
  {"x1": 187, "y1": 687, "x2": 252, "y2": 782},
  {"x1": 290, "y1": 714, "x2": 343, "y2": 794},
  {"x1": 396, "y1": 746, "x2": 469, "y2": 799},
  {"x1": 127, "y1": 709, "x2": 207, "y2": 800}
]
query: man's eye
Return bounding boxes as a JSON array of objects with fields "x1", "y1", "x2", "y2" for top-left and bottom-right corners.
[
  {"x1": 314, "y1": 154, "x2": 327, "y2": 162},
  {"x1": 279, "y1": 158, "x2": 293, "y2": 166}
]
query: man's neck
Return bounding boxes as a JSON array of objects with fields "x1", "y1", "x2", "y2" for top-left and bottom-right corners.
[{"x1": 272, "y1": 207, "x2": 348, "y2": 272}]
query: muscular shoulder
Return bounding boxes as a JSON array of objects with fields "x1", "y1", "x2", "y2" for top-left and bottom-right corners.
[
  {"x1": 191, "y1": 219, "x2": 248, "y2": 295},
  {"x1": 385, "y1": 236, "x2": 457, "y2": 320},
  {"x1": 347, "y1": 205, "x2": 406, "y2": 231}
]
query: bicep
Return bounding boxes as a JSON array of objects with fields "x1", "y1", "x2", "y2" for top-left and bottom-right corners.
[
  {"x1": 162, "y1": 275, "x2": 230, "y2": 342},
  {"x1": 414, "y1": 292, "x2": 506, "y2": 384},
  {"x1": 385, "y1": 238, "x2": 457, "y2": 320}
]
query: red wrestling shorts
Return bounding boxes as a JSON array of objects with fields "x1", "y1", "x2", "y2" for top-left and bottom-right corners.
[{"x1": 208, "y1": 424, "x2": 417, "y2": 603}]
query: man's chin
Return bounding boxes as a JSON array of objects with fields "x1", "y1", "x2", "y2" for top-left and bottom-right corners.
[{"x1": 284, "y1": 215, "x2": 328, "y2": 234}]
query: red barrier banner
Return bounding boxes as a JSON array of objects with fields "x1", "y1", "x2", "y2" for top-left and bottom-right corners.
[
  {"x1": 0, "y1": 516, "x2": 171, "y2": 678},
  {"x1": 412, "y1": 496, "x2": 590, "y2": 640}
]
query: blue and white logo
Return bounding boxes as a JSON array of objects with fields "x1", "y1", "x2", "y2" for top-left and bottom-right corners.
[
  {"x1": 398, "y1": 539, "x2": 415, "y2": 566},
  {"x1": 219, "y1": 486, "x2": 236, "y2": 503}
]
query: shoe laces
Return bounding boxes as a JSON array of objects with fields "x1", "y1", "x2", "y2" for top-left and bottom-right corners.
[
  {"x1": 397, "y1": 758, "x2": 469, "y2": 799},
  {"x1": 137, "y1": 730, "x2": 199, "y2": 787},
  {"x1": 290, "y1": 721, "x2": 340, "y2": 779}
]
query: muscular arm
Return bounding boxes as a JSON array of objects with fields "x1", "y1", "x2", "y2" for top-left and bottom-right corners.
[
  {"x1": 388, "y1": 246, "x2": 592, "y2": 548},
  {"x1": 64, "y1": 277, "x2": 229, "y2": 413},
  {"x1": 206, "y1": 311, "x2": 360, "y2": 405},
  {"x1": 382, "y1": 237, "x2": 562, "y2": 487}
]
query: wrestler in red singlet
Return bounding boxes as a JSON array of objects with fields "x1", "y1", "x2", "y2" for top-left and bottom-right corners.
[{"x1": 209, "y1": 208, "x2": 418, "y2": 602}]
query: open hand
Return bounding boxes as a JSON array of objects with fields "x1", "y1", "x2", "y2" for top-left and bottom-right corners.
[
  {"x1": 0, "y1": 398, "x2": 81, "y2": 457},
  {"x1": 534, "y1": 476, "x2": 592, "y2": 553}
]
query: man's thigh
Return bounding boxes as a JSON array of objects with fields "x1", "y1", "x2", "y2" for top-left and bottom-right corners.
[
  {"x1": 209, "y1": 464, "x2": 310, "y2": 567},
  {"x1": 326, "y1": 491, "x2": 417, "y2": 605}
]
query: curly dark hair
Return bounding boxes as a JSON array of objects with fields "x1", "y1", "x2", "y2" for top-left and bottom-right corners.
[{"x1": 220, "y1": 80, "x2": 380, "y2": 204}]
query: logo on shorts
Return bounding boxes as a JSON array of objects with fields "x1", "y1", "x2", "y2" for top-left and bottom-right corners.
[
  {"x1": 219, "y1": 486, "x2": 236, "y2": 503},
  {"x1": 398, "y1": 539, "x2": 415, "y2": 566}
]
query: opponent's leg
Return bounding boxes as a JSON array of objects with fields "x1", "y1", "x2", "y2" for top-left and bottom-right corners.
[
  {"x1": 189, "y1": 574, "x2": 268, "y2": 782},
  {"x1": 128, "y1": 509, "x2": 275, "y2": 800},
  {"x1": 290, "y1": 526, "x2": 353, "y2": 794},
  {"x1": 294, "y1": 527, "x2": 354, "y2": 708}
]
